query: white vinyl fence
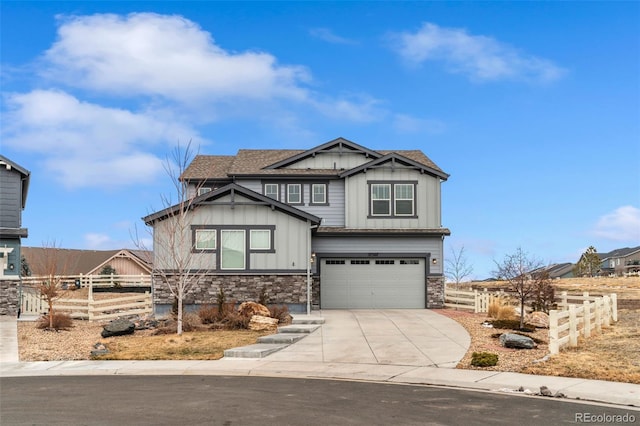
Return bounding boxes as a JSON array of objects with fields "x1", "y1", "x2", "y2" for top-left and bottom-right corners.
[
  {"x1": 444, "y1": 286, "x2": 507, "y2": 313},
  {"x1": 548, "y1": 291, "x2": 617, "y2": 355},
  {"x1": 20, "y1": 274, "x2": 153, "y2": 321}
]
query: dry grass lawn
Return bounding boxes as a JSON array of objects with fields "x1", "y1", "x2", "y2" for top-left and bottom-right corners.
[{"x1": 94, "y1": 329, "x2": 271, "y2": 360}]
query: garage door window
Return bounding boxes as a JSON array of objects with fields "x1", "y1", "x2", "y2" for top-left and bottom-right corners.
[
  {"x1": 375, "y1": 260, "x2": 395, "y2": 265},
  {"x1": 350, "y1": 260, "x2": 370, "y2": 265}
]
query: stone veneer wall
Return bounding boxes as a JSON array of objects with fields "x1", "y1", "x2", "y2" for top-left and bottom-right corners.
[
  {"x1": 153, "y1": 274, "x2": 312, "y2": 307},
  {"x1": 0, "y1": 279, "x2": 20, "y2": 316},
  {"x1": 426, "y1": 275, "x2": 445, "y2": 308}
]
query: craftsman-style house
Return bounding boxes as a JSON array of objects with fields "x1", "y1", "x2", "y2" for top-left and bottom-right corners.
[{"x1": 144, "y1": 138, "x2": 450, "y2": 312}]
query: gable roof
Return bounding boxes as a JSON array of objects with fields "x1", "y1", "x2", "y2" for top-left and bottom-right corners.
[
  {"x1": 180, "y1": 137, "x2": 448, "y2": 180},
  {"x1": 599, "y1": 246, "x2": 640, "y2": 261},
  {"x1": 143, "y1": 183, "x2": 322, "y2": 225},
  {"x1": 22, "y1": 247, "x2": 152, "y2": 276},
  {"x1": 0, "y1": 155, "x2": 31, "y2": 209},
  {"x1": 340, "y1": 152, "x2": 449, "y2": 180}
]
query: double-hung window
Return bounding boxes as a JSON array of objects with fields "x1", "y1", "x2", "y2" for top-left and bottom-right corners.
[
  {"x1": 394, "y1": 184, "x2": 414, "y2": 216},
  {"x1": 264, "y1": 183, "x2": 279, "y2": 200},
  {"x1": 371, "y1": 184, "x2": 391, "y2": 216},
  {"x1": 370, "y1": 182, "x2": 416, "y2": 217},
  {"x1": 287, "y1": 184, "x2": 302, "y2": 204},
  {"x1": 311, "y1": 183, "x2": 327, "y2": 205}
]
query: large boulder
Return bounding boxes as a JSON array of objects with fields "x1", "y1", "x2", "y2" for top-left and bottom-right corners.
[
  {"x1": 238, "y1": 302, "x2": 270, "y2": 318},
  {"x1": 499, "y1": 333, "x2": 536, "y2": 349},
  {"x1": 248, "y1": 315, "x2": 279, "y2": 331},
  {"x1": 101, "y1": 318, "x2": 135, "y2": 338},
  {"x1": 525, "y1": 311, "x2": 549, "y2": 329}
]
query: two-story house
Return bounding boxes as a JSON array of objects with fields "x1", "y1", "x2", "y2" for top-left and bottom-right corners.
[
  {"x1": 144, "y1": 138, "x2": 450, "y2": 313},
  {"x1": 0, "y1": 155, "x2": 30, "y2": 315}
]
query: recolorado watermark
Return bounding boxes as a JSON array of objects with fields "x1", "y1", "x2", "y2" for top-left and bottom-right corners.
[{"x1": 575, "y1": 412, "x2": 636, "y2": 423}]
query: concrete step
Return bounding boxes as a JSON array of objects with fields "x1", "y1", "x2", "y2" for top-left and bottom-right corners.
[
  {"x1": 257, "y1": 333, "x2": 308, "y2": 344},
  {"x1": 291, "y1": 315, "x2": 325, "y2": 325},
  {"x1": 223, "y1": 343, "x2": 288, "y2": 359},
  {"x1": 277, "y1": 324, "x2": 320, "y2": 334}
]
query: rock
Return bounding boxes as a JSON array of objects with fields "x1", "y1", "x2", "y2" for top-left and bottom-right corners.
[
  {"x1": 90, "y1": 342, "x2": 109, "y2": 357},
  {"x1": 554, "y1": 391, "x2": 566, "y2": 398},
  {"x1": 248, "y1": 315, "x2": 279, "y2": 331},
  {"x1": 499, "y1": 333, "x2": 536, "y2": 349},
  {"x1": 101, "y1": 318, "x2": 135, "y2": 338},
  {"x1": 525, "y1": 311, "x2": 550, "y2": 328},
  {"x1": 238, "y1": 302, "x2": 270, "y2": 318},
  {"x1": 539, "y1": 386, "x2": 553, "y2": 397}
]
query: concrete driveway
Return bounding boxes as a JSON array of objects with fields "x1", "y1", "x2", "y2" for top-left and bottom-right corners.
[{"x1": 268, "y1": 310, "x2": 471, "y2": 368}]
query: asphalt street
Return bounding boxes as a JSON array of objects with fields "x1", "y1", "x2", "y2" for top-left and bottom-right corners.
[{"x1": 1, "y1": 376, "x2": 637, "y2": 426}]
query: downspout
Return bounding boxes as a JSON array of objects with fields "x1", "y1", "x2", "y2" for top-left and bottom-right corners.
[{"x1": 306, "y1": 220, "x2": 312, "y2": 315}]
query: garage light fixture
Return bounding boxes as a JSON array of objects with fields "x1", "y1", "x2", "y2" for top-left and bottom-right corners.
[{"x1": 432, "y1": 258, "x2": 437, "y2": 265}]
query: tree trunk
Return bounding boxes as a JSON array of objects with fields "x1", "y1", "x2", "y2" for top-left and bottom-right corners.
[
  {"x1": 520, "y1": 301, "x2": 525, "y2": 329},
  {"x1": 177, "y1": 289, "x2": 183, "y2": 336}
]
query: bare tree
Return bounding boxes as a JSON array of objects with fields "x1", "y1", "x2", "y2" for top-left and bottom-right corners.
[
  {"x1": 139, "y1": 142, "x2": 208, "y2": 335},
  {"x1": 445, "y1": 245, "x2": 474, "y2": 285},
  {"x1": 493, "y1": 247, "x2": 543, "y2": 329},
  {"x1": 32, "y1": 240, "x2": 69, "y2": 329}
]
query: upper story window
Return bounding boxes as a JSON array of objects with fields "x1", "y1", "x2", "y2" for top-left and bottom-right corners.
[
  {"x1": 369, "y1": 181, "x2": 417, "y2": 218},
  {"x1": 197, "y1": 187, "x2": 212, "y2": 196},
  {"x1": 311, "y1": 183, "x2": 327, "y2": 205},
  {"x1": 264, "y1": 183, "x2": 279, "y2": 200},
  {"x1": 287, "y1": 184, "x2": 302, "y2": 204}
]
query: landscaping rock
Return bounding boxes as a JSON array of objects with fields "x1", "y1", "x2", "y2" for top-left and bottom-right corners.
[
  {"x1": 248, "y1": 315, "x2": 279, "y2": 331},
  {"x1": 101, "y1": 318, "x2": 135, "y2": 338},
  {"x1": 90, "y1": 342, "x2": 109, "y2": 357},
  {"x1": 539, "y1": 386, "x2": 553, "y2": 397},
  {"x1": 238, "y1": 302, "x2": 270, "y2": 318},
  {"x1": 525, "y1": 311, "x2": 550, "y2": 329},
  {"x1": 499, "y1": 333, "x2": 536, "y2": 349}
]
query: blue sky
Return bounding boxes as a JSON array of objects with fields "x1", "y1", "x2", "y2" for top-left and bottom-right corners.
[{"x1": 2, "y1": 1, "x2": 639, "y2": 279}]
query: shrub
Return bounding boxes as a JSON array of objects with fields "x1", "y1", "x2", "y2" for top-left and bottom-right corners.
[
  {"x1": 269, "y1": 305, "x2": 292, "y2": 324},
  {"x1": 488, "y1": 296, "x2": 515, "y2": 320},
  {"x1": 217, "y1": 287, "x2": 226, "y2": 316},
  {"x1": 197, "y1": 304, "x2": 218, "y2": 324},
  {"x1": 489, "y1": 319, "x2": 535, "y2": 333},
  {"x1": 37, "y1": 313, "x2": 73, "y2": 330},
  {"x1": 181, "y1": 312, "x2": 203, "y2": 332},
  {"x1": 219, "y1": 310, "x2": 250, "y2": 330},
  {"x1": 471, "y1": 352, "x2": 498, "y2": 367},
  {"x1": 258, "y1": 286, "x2": 268, "y2": 306}
]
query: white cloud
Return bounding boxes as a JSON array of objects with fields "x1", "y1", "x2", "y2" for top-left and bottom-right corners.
[
  {"x1": 389, "y1": 22, "x2": 566, "y2": 83},
  {"x1": 592, "y1": 205, "x2": 640, "y2": 242},
  {"x1": 84, "y1": 233, "x2": 112, "y2": 249},
  {"x1": 1, "y1": 89, "x2": 201, "y2": 188},
  {"x1": 393, "y1": 114, "x2": 446, "y2": 134},
  {"x1": 309, "y1": 28, "x2": 358, "y2": 45},
  {"x1": 44, "y1": 13, "x2": 311, "y2": 103}
]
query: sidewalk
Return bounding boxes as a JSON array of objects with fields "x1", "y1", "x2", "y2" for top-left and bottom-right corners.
[{"x1": 1, "y1": 315, "x2": 638, "y2": 408}]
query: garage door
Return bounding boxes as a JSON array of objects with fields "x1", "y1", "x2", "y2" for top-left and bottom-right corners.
[{"x1": 320, "y1": 258, "x2": 425, "y2": 309}]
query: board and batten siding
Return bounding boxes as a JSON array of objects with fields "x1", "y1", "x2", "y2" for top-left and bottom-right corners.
[
  {"x1": 0, "y1": 167, "x2": 22, "y2": 229},
  {"x1": 312, "y1": 236, "x2": 444, "y2": 275},
  {"x1": 153, "y1": 194, "x2": 311, "y2": 271},
  {"x1": 283, "y1": 151, "x2": 371, "y2": 171},
  {"x1": 344, "y1": 167, "x2": 442, "y2": 229}
]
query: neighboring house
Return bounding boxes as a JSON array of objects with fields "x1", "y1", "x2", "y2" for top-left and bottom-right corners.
[
  {"x1": 144, "y1": 137, "x2": 450, "y2": 312},
  {"x1": 531, "y1": 263, "x2": 574, "y2": 279},
  {"x1": 598, "y1": 246, "x2": 640, "y2": 276},
  {"x1": 22, "y1": 247, "x2": 152, "y2": 276},
  {"x1": 0, "y1": 156, "x2": 30, "y2": 315}
]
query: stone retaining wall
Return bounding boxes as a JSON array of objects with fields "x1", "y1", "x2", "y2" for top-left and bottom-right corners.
[
  {"x1": 0, "y1": 279, "x2": 20, "y2": 316},
  {"x1": 427, "y1": 275, "x2": 445, "y2": 308}
]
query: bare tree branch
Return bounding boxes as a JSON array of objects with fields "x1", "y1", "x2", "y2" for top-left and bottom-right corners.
[{"x1": 445, "y1": 245, "x2": 474, "y2": 285}]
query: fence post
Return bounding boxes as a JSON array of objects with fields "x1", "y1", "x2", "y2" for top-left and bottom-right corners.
[
  {"x1": 474, "y1": 289, "x2": 479, "y2": 313},
  {"x1": 594, "y1": 298, "x2": 602, "y2": 333},
  {"x1": 88, "y1": 275, "x2": 94, "y2": 302},
  {"x1": 568, "y1": 305, "x2": 578, "y2": 348},
  {"x1": 611, "y1": 293, "x2": 617, "y2": 322},
  {"x1": 549, "y1": 310, "x2": 559, "y2": 355},
  {"x1": 88, "y1": 298, "x2": 94, "y2": 321},
  {"x1": 561, "y1": 291, "x2": 567, "y2": 310},
  {"x1": 583, "y1": 300, "x2": 591, "y2": 338},
  {"x1": 602, "y1": 295, "x2": 611, "y2": 327}
]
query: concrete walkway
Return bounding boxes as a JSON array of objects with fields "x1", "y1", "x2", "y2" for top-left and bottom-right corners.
[{"x1": 1, "y1": 313, "x2": 638, "y2": 408}]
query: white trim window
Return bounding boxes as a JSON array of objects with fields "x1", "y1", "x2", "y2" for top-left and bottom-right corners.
[
  {"x1": 287, "y1": 184, "x2": 302, "y2": 204},
  {"x1": 371, "y1": 184, "x2": 391, "y2": 216},
  {"x1": 394, "y1": 184, "x2": 414, "y2": 216},
  {"x1": 264, "y1": 183, "x2": 279, "y2": 200},
  {"x1": 221, "y1": 230, "x2": 245, "y2": 270},
  {"x1": 195, "y1": 229, "x2": 216, "y2": 250},
  {"x1": 311, "y1": 183, "x2": 327, "y2": 204},
  {"x1": 250, "y1": 229, "x2": 271, "y2": 250}
]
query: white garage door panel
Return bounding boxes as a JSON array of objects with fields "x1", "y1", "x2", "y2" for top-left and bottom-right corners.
[{"x1": 321, "y1": 259, "x2": 425, "y2": 309}]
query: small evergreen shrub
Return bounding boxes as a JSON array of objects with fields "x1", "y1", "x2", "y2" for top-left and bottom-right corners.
[
  {"x1": 258, "y1": 286, "x2": 268, "y2": 306},
  {"x1": 471, "y1": 352, "x2": 498, "y2": 367},
  {"x1": 489, "y1": 319, "x2": 535, "y2": 332}
]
